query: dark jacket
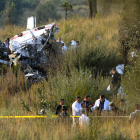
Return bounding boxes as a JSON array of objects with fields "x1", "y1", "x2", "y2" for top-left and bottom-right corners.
[
  {"x1": 59, "y1": 111, "x2": 70, "y2": 123},
  {"x1": 111, "y1": 72, "x2": 121, "y2": 88},
  {"x1": 56, "y1": 104, "x2": 62, "y2": 115}
]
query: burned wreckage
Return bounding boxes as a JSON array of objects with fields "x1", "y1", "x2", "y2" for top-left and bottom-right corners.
[
  {"x1": 0, "y1": 23, "x2": 62, "y2": 82},
  {"x1": 10, "y1": 23, "x2": 61, "y2": 67}
]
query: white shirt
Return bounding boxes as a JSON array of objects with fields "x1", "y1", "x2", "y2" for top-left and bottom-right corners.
[
  {"x1": 91, "y1": 98, "x2": 110, "y2": 111},
  {"x1": 79, "y1": 114, "x2": 89, "y2": 126},
  {"x1": 72, "y1": 101, "x2": 81, "y2": 116}
]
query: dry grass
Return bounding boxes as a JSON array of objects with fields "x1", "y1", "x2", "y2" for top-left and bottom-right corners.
[
  {"x1": 55, "y1": 13, "x2": 120, "y2": 50},
  {"x1": 0, "y1": 25, "x2": 25, "y2": 42},
  {"x1": 0, "y1": 118, "x2": 138, "y2": 140}
]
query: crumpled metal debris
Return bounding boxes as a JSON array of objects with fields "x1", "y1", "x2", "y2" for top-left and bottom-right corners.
[
  {"x1": 23, "y1": 65, "x2": 34, "y2": 74},
  {"x1": 10, "y1": 23, "x2": 59, "y2": 57},
  {"x1": 24, "y1": 65, "x2": 44, "y2": 83},
  {"x1": 116, "y1": 64, "x2": 124, "y2": 75},
  {"x1": 39, "y1": 109, "x2": 47, "y2": 115},
  {"x1": 0, "y1": 23, "x2": 61, "y2": 69},
  {"x1": 0, "y1": 23, "x2": 62, "y2": 85},
  {"x1": 130, "y1": 51, "x2": 137, "y2": 58}
]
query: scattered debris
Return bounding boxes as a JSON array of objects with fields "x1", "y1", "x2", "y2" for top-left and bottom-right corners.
[
  {"x1": 117, "y1": 86, "x2": 126, "y2": 97},
  {"x1": 130, "y1": 51, "x2": 137, "y2": 58},
  {"x1": 116, "y1": 64, "x2": 124, "y2": 75},
  {"x1": 96, "y1": 36, "x2": 101, "y2": 40},
  {"x1": 24, "y1": 65, "x2": 44, "y2": 84},
  {"x1": 106, "y1": 85, "x2": 111, "y2": 91},
  {"x1": 39, "y1": 109, "x2": 46, "y2": 115}
]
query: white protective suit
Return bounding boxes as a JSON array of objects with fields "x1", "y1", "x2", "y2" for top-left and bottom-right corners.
[{"x1": 79, "y1": 114, "x2": 89, "y2": 127}]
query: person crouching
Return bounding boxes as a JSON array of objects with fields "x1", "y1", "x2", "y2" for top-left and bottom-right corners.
[
  {"x1": 59, "y1": 105, "x2": 70, "y2": 123},
  {"x1": 79, "y1": 108, "x2": 89, "y2": 129}
]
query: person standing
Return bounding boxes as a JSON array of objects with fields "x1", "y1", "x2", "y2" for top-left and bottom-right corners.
[
  {"x1": 110, "y1": 68, "x2": 121, "y2": 96},
  {"x1": 56, "y1": 99, "x2": 65, "y2": 115},
  {"x1": 82, "y1": 95, "x2": 93, "y2": 115},
  {"x1": 129, "y1": 104, "x2": 140, "y2": 124},
  {"x1": 72, "y1": 95, "x2": 81, "y2": 126}
]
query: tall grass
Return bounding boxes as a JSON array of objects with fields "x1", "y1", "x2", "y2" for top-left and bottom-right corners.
[
  {"x1": 0, "y1": 118, "x2": 138, "y2": 140},
  {"x1": 0, "y1": 25, "x2": 25, "y2": 42},
  {"x1": 56, "y1": 13, "x2": 120, "y2": 50}
]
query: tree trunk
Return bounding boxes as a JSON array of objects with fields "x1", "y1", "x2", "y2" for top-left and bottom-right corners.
[
  {"x1": 65, "y1": 9, "x2": 68, "y2": 20},
  {"x1": 88, "y1": 0, "x2": 93, "y2": 19},
  {"x1": 88, "y1": 0, "x2": 97, "y2": 19},
  {"x1": 92, "y1": 0, "x2": 97, "y2": 17}
]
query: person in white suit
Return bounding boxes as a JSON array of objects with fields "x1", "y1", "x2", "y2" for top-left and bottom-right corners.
[
  {"x1": 91, "y1": 95, "x2": 110, "y2": 114},
  {"x1": 79, "y1": 108, "x2": 89, "y2": 128}
]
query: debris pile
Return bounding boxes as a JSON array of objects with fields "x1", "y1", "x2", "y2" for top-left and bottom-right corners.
[
  {"x1": 24, "y1": 65, "x2": 44, "y2": 84},
  {"x1": 0, "y1": 23, "x2": 63, "y2": 84},
  {"x1": 9, "y1": 23, "x2": 61, "y2": 68}
]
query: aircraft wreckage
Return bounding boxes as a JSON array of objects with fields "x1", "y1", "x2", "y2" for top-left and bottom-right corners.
[
  {"x1": 11, "y1": 23, "x2": 60, "y2": 67},
  {"x1": 0, "y1": 22, "x2": 62, "y2": 82}
]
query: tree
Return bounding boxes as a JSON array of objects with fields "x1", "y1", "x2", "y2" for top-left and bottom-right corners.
[
  {"x1": 22, "y1": 0, "x2": 39, "y2": 8},
  {"x1": 1, "y1": 0, "x2": 17, "y2": 25},
  {"x1": 11, "y1": 0, "x2": 23, "y2": 16},
  {"x1": 0, "y1": 0, "x2": 26, "y2": 25},
  {"x1": 0, "y1": 0, "x2": 8, "y2": 13},
  {"x1": 88, "y1": 0, "x2": 97, "y2": 19},
  {"x1": 61, "y1": 2, "x2": 73, "y2": 20},
  {"x1": 119, "y1": 0, "x2": 140, "y2": 67},
  {"x1": 35, "y1": 1, "x2": 60, "y2": 24}
]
